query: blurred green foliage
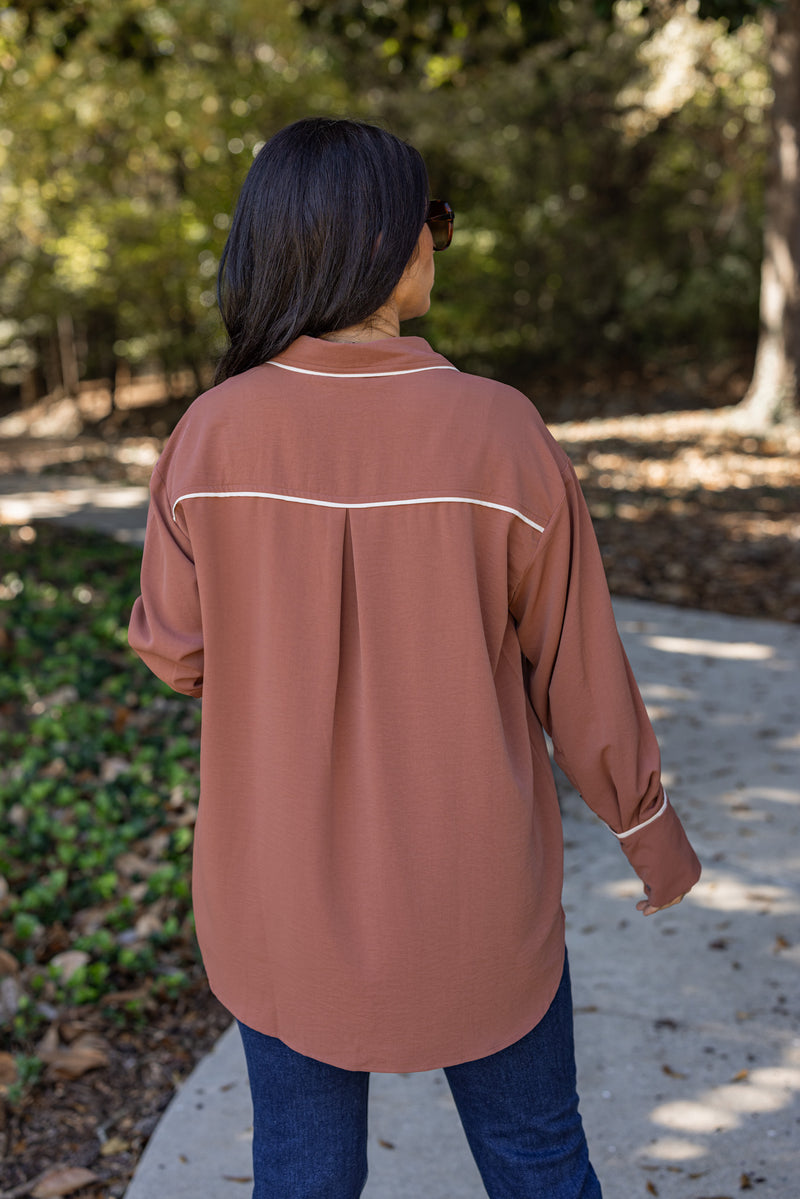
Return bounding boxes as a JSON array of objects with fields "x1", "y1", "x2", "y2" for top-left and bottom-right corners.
[
  {"x1": 0, "y1": 523, "x2": 202, "y2": 1052},
  {"x1": 0, "y1": 0, "x2": 348, "y2": 389},
  {"x1": 0, "y1": 0, "x2": 770, "y2": 399}
]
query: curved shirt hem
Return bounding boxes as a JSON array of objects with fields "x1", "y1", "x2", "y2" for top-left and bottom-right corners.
[{"x1": 203, "y1": 920, "x2": 567, "y2": 1074}]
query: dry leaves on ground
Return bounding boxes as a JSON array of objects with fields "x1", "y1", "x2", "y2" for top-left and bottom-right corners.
[
  {"x1": 553, "y1": 409, "x2": 800, "y2": 623},
  {"x1": 30, "y1": 1167, "x2": 101, "y2": 1199}
]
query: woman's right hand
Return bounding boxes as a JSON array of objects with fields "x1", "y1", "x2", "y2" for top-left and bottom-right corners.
[{"x1": 636, "y1": 892, "x2": 687, "y2": 917}]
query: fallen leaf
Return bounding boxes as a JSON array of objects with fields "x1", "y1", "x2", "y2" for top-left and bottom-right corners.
[
  {"x1": 31, "y1": 1166, "x2": 100, "y2": 1198},
  {"x1": 378, "y1": 1138, "x2": 396, "y2": 1150},
  {"x1": 112, "y1": 705, "x2": 130, "y2": 734},
  {"x1": 99, "y1": 755, "x2": 130, "y2": 783},
  {"x1": 6, "y1": 804, "x2": 27, "y2": 829},
  {"x1": 142, "y1": 830, "x2": 170, "y2": 857},
  {"x1": 0, "y1": 975, "x2": 21, "y2": 1024},
  {"x1": 0, "y1": 947, "x2": 19, "y2": 975},
  {"x1": 740, "y1": 1175, "x2": 754, "y2": 1191},
  {"x1": 37, "y1": 1031, "x2": 110, "y2": 1080},
  {"x1": 48, "y1": 950, "x2": 90, "y2": 982},
  {"x1": 101, "y1": 986, "x2": 151, "y2": 1007},
  {"x1": 731, "y1": 1069, "x2": 749, "y2": 1083},
  {"x1": 773, "y1": 935, "x2": 791, "y2": 952},
  {"x1": 646, "y1": 1182, "x2": 659, "y2": 1195},
  {"x1": 115, "y1": 851, "x2": 158, "y2": 879},
  {"x1": 36, "y1": 1022, "x2": 59, "y2": 1052},
  {"x1": 0, "y1": 1051, "x2": 18, "y2": 1085},
  {"x1": 135, "y1": 910, "x2": 164, "y2": 937},
  {"x1": 171, "y1": 801, "x2": 198, "y2": 827},
  {"x1": 222, "y1": 1176, "x2": 253, "y2": 1184},
  {"x1": 58, "y1": 1020, "x2": 93, "y2": 1042},
  {"x1": 169, "y1": 784, "x2": 187, "y2": 807},
  {"x1": 71, "y1": 905, "x2": 108, "y2": 935},
  {"x1": 100, "y1": 1135, "x2": 130, "y2": 1156},
  {"x1": 40, "y1": 757, "x2": 67, "y2": 779},
  {"x1": 662, "y1": 1064, "x2": 688, "y2": 1079}
]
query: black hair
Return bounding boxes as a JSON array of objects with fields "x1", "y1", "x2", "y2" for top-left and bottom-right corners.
[{"x1": 214, "y1": 117, "x2": 429, "y2": 384}]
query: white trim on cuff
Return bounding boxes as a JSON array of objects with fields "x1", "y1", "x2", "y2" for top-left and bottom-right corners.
[{"x1": 612, "y1": 792, "x2": 669, "y2": 840}]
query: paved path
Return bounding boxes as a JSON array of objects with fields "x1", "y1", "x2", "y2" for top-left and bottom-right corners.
[
  {"x1": 3, "y1": 476, "x2": 798, "y2": 1197},
  {"x1": 0, "y1": 472, "x2": 150, "y2": 543}
]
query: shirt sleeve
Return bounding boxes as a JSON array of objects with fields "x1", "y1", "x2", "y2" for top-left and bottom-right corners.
[
  {"x1": 128, "y1": 465, "x2": 204, "y2": 698},
  {"x1": 510, "y1": 460, "x2": 701, "y2": 908}
]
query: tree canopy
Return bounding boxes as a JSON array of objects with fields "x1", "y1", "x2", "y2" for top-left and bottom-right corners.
[{"x1": 0, "y1": 0, "x2": 783, "y2": 411}]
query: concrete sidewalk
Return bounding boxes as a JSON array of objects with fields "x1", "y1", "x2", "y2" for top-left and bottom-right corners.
[
  {"x1": 0, "y1": 472, "x2": 150, "y2": 543},
  {"x1": 3, "y1": 476, "x2": 797, "y2": 1197}
]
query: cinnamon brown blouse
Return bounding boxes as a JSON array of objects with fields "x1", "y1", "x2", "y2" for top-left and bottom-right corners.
[{"x1": 129, "y1": 335, "x2": 701, "y2": 1071}]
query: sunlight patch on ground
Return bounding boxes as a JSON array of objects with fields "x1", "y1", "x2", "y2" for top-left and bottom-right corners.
[
  {"x1": 115, "y1": 442, "x2": 161, "y2": 467},
  {"x1": 650, "y1": 1049, "x2": 800, "y2": 1139},
  {"x1": 637, "y1": 1136, "x2": 706, "y2": 1162},
  {"x1": 639, "y1": 682, "x2": 697, "y2": 702},
  {"x1": 643, "y1": 634, "x2": 775, "y2": 661},
  {"x1": 599, "y1": 877, "x2": 649, "y2": 901},
  {"x1": 736, "y1": 785, "x2": 800, "y2": 808},
  {"x1": 709, "y1": 1083, "x2": 790, "y2": 1115},
  {"x1": 687, "y1": 873, "x2": 800, "y2": 915},
  {"x1": 638, "y1": 682, "x2": 698, "y2": 723},
  {"x1": 0, "y1": 485, "x2": 149, "y2": 524},
  {"x1": 650, "y1": 1099, "x2": 740, "y2": 1133},
  {"x1": 598, "y1": 871, "x2": 799, "y2": 914}
]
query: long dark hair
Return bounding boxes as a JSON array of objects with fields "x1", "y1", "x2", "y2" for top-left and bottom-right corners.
[{"x1": 214, "y1": 117, "x2": 429, "y2": 384}]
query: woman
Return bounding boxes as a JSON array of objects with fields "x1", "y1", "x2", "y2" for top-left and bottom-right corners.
[{"x1": 129, "y1": 117, "x2": 701, "y2": 1199}]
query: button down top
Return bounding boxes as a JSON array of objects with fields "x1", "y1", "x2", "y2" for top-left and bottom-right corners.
[{"x1": 129, "y1": 335, "x2": 701, "y2": 1071}]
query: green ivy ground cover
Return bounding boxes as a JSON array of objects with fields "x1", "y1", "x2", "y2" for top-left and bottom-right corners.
[{"x1": 0, "y1": 522, "x2": 202, "y2": 1070}]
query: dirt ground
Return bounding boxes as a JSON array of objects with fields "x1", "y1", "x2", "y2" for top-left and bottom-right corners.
[{"x1": 556, "y1": 407, "x2": 800, "y2": 624}]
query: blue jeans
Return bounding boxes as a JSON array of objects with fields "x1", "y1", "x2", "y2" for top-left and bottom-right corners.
[{"x1": 237, "y1": 952, "x2": 602, "y2": 1198}]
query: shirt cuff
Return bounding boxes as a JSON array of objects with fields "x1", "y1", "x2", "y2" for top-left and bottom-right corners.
[{"x1": 614, "y1": 792, "x2": 702, "y2": 909}]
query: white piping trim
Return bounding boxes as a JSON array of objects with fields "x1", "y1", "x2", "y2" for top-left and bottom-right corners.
[
  {"x1": 266, "y1": 361, "x2": 458, "y2": 379},
  {"x1": 171, "y1": 491, "x2": 545, "y2": 532},
  {"x1": 612, "y1": 793, "x2": 669, "y2": 841}
]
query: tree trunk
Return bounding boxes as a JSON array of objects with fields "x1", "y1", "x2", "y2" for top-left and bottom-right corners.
[
  {"x1": 737, "y1": 0, "x2": 800, "y2": 427},
  {"x1": 43, "y1": 331, "x2": 62, "y2": 397},
  {"x1": 57, "y1": 311, "x2": 80, "y2": 396},
  {"x1": 20, "y1": 369, "x2": 37, "y2": 408}
]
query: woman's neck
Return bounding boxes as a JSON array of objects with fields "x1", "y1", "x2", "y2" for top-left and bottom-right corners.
[{"x1": 319, "y1": 304, "x2": 399, "y2": 344}]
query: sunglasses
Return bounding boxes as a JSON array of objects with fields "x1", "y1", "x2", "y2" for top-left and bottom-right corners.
[{"x1": 426, "y1": 199, "x2": 454, "y2": 251}]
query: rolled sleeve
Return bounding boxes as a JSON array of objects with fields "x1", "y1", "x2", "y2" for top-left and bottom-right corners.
[{"x1": 128, "y1": 466, "x2": 204, "y2": 697}]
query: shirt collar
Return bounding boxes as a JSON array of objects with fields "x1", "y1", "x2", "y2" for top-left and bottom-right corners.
[{"x1": 267, "y1": 335, "x2": 457, "y2": 379}]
